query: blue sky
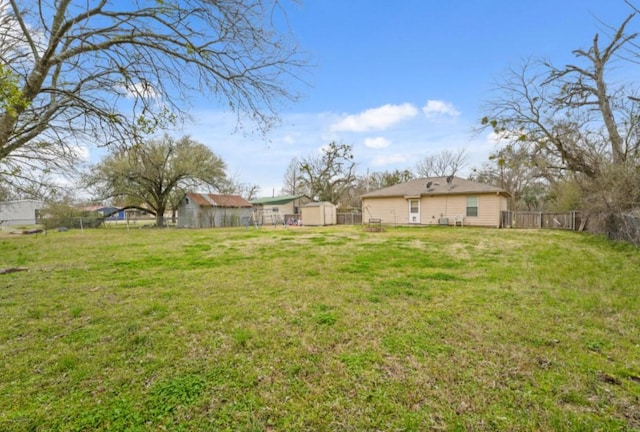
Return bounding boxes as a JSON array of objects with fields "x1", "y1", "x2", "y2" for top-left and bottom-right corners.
[{"x1": 180, "y1": 0, "x2": 637, "y2": 197}]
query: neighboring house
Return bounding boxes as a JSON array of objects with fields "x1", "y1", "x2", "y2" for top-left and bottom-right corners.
[
  {"x1": 84, "y1": 205, "x2": 126, "y2": 221},
  {"x1": 250, "y1": 194, "x2": 305, "y2": 225},
  {"x1": 177, "y1": 192, "x2": 252, "y2": 228},
  {"x1": 361, "y1": 176, "x2": 509, "y2": 228},
  {"x1": 301, "y1": 201, "x2": 337, "y2": 226},
  {"x1": 97, "y1": 206, "x2": 126, "y2": 221},
  {"x1": 0, "y1": 199, "x2": 46, "y2": 226}
]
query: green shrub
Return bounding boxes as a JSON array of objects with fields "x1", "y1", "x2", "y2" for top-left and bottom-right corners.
[{"x1": 40, "y1": 203, "x2": 104, "y2": 229}]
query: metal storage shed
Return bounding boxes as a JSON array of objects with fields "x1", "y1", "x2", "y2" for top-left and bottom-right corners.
[{"x1": 178, "y1": 192, "x2": 252, "y2": 228}]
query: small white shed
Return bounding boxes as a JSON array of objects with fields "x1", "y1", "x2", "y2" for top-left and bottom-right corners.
[{"x1": 301, "y1": 202, "x2": 337, "y2": 226}]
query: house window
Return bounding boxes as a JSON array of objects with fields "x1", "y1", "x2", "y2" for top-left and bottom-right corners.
[
  {"x1": 185, "y1": 198, "x2": 189, "y2": 205},
  {"x1": 466, "y1": 197, "x2": 478, "y2": 217},
  {"x1": 410, "y1": 200, "x2": 419, "y2": 213}
]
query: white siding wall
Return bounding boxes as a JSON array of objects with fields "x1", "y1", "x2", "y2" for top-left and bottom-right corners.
[
  {"x1": 261, "y1": 202, "x2": 294, "y2": 223},
  {"x1": 421, "y1": 195, "x2": 465, "y2": 225},
  {"x1": 362, "y1": 197, "x2": 410, "y2": 224},
  {"x1": 254, "y1": 203, "x2": 290, "y2": 214},
  {"x1": 0, "y1": 200, "x2": 45, "y2": 226},
  {"x1": 276, "y1": 202, "x2": 295, "y2": 215},
  {"x1": 470, "y1": 194, "x2": 507, "y2": 227}
]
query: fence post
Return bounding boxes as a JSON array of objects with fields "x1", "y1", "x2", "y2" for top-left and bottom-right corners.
[{"x1": 570, "y1": 211, "x2": 575, "y2": 231}]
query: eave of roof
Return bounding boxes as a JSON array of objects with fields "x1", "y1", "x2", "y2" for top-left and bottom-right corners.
[
  {"x1": 250, "y1": 194, "x2": 304, "y2": 205},
  {"x1": 302, "y1": 201, "x2": 335, "y2": 207}
]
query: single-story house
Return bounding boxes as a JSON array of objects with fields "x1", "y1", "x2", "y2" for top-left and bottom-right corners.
[
  {"x1": 0, "y1": 199, "x2": 46, "y2": 226},
  {"x1": 361, "y1": 176, "x2": 509, "y2": 228},
  {"x1": 250, "y1": 194, "x2": 305, "y2": 225},
  {"x1": 177, "y1": 192, "x2": 252, "y2": 228},
  {"x1": 301, "y1": 201, "x2": 337, "y2": 226}
]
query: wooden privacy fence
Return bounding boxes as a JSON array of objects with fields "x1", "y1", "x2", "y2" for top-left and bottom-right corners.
[{"x1": 501, "y1": 211, "x2": 583, "y2": 230}]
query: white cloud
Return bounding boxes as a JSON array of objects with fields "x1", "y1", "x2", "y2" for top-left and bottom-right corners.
[
  {"x1": 282, "y1": 134, "x2": 296, "y2": 145},
  {"x1": 484, "y1": 129, "x2": 528, "y2": 147},
  {"x1": 72, "y1": 145, "x2": 90, "y2": 163},
  {"x1": 422, "y1": 100, "x2": 461, "y2": 119},
  {"x1": 185, "y1": 108, "x2": 494, "y2": 197},
  {"x1": 118, "y1": 80, "x2": 159, "y2": 100},
  {"x1": 331, "y1": 103, "x2": 418, "y2": 132},
  {"x1": 364, "y1": 137, "x2": 391, "y2": 149},
  {"x1": 370, "y1": 153, "x2": 408, "y2": 167}
]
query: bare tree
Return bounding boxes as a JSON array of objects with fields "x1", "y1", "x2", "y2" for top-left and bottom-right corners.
[
  {"x1": 0, "y1": 0, "x2": 305, "y2": 189},
  {"x1": 298, "y1": 142, "x2": 356, "y2": 205},
  {"x1": 281, "y1": 157, "x2": 300, "y2": 195},
  {"x1": 482, "y1": 12, "x2": 640, "y2": 242},
  {"x1": 367, "y1": 169, "x2": 414, "y2": 191},
  {"x1": 217, "y1": 172, "x2": 261, "y2": 200},
  {"x1": 470, "y1": 144, "x2": 548, "y2": 210},
  {"x1": 415, "y1": 148, "x2": 469, "y2": 178},
  {"x1": 343, "y1": 169, "x2": 414, "y2": 209},
  {"x1": 481, "y1": 15, "x2": 639, "y2": 181}
]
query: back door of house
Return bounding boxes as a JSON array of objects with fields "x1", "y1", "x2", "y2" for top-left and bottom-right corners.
[{"x1": 409, "y1": 199, "x2": 420, "y2": 224}]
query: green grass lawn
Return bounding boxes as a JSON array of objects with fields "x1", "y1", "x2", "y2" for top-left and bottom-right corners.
[{"x1": 0, "y1": 225, "x2": 638, "y2": 431}]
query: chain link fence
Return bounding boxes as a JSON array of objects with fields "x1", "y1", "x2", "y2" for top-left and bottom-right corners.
[
  {"x1": 591, "y1": 213, "x2": 640, "y2": 247},
  {"x1": 0, "y1": 219, "x2": 42, "y2": 229}
]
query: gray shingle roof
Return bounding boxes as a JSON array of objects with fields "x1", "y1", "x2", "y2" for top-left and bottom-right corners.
[{"x1": 360, "y1": 177, "x2": 509, "y2": 198}]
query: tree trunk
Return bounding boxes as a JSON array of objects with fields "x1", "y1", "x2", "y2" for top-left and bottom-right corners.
[
  {"x1": 155, "y1": 205, "x2": 165, "y2": 227},
  {"x1": 595, "y1": 71, "x2": 625, "y2": 164}
]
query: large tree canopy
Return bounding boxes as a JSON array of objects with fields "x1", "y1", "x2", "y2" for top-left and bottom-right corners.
[
  {"x1": 86, "y1": 135, "x2": 226, "y2": 226},
  {"x1": 0, "y1": 0, "x2": 305, "y2": 190}
]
